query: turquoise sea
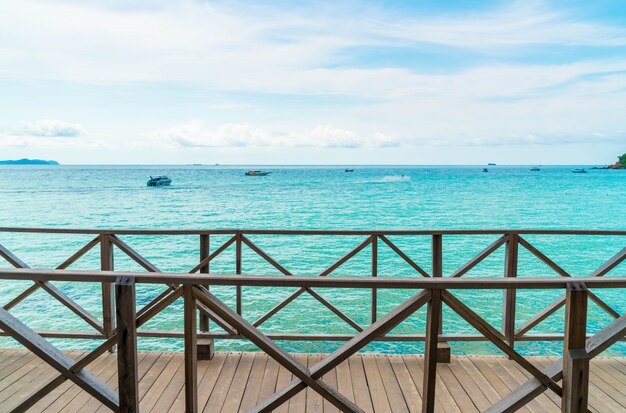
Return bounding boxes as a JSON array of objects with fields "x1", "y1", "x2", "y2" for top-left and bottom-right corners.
[{"x1": 0, "y1": 165, "x2": 624, "y2": 356}]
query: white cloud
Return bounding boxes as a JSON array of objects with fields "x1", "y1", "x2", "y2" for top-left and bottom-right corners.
[
  {"x1": 16, "y1": 119, "x2": 85, "y2": 138},
  {"x1": 1, "y1": 0, "x2": 625, "y2": 91},
  {"x1": 144, "y1": 120, "x2": 400, "y2": 148},
  {"x1": 0, "y1": 119, "x2": 95, "y2": 147}
]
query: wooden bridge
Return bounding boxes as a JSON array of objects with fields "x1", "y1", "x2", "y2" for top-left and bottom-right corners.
[{"x1": 0, "y1": 228, "x2": 625, "y2": 412}]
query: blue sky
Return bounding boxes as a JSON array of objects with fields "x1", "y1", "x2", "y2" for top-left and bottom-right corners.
[{"x1": 0, "y1": 0, "x2": 625, "y2": 164}]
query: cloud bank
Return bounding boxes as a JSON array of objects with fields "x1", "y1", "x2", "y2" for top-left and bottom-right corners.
[
  {"x1": 146, "y1": 121, "x2": 399, "y2": 148},
  {"x1": 0, "y1": 119, "x2": 88, "y2": 147},
  {"x1": 16, "y1": 119, "x2": 85, "y2": 138}
]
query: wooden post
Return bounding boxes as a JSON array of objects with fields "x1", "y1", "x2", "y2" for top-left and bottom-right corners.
[
  {"x1": 184, "y1": 285, "x2": 198, "y2": 413},
  {"x1": 432, "y1": 234, "x2": 450, "y2": 363},
  {"x1": 197, "y1": 234, "x2": 214, "y2": 360},
  {"x1": 115, "y1": 276, "x2": 139, "y2": 413},
  {"x1": 236, "y1": 233, "x2": 242, "y2": 316},
  {"x1": 562, "y1": 283, "x2": 589, "y2": 413},
  {"x1": 371, "y1": 235, "x2": 378, "y2": 323},
  {"x1": 422, "y1": 289, "x2": 442, "y2": 413},
  {"x1": 100, "y1": 234, "x2": 115, "y2": 348},
  {"x1": 503, "y1": 234, "x2": 518, "y2": 350}
]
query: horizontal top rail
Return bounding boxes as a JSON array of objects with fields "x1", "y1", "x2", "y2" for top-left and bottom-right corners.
[
  {"x1": 1, "y1": 268, "x2": 626, "y2": 289},
  {"x1": 0, "y1": 227, "x2": 625, "y2": 235}
]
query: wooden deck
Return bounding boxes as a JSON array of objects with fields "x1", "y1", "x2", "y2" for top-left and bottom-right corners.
[{"x1": 1, "y1": 349, "x2": 626, "y2": 412}]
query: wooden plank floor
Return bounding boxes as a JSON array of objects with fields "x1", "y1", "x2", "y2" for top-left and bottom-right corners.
[{"x1": 1, "y1": 349, "x2": 626, "y2": 412}]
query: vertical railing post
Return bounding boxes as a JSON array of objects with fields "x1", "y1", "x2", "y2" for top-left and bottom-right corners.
[
  {"x1": 432, "y1": 234, "x2": 450, "y2": 363},
  {"x1": 236, "y1": 232, "x2": 242, "y2": 316},
  {"x1": 184, "y1": 285, "x2": 198, "y2": 413},
  {"x1": 422, "y1": 288, "x2": 442, "y2": 413},
  {"x1": 115, "y1": 276, "x2": 139, "y2": 413},
  {"x1": 197, "y1": 234, "x2": 214, "y2": 360},
  {"x1": 371, "y1": 234, "x2": 378, "y2": 323},
  {"x1": 100, "y1": 234, "x2": 115, "y2": 345},
  {"x1": 503, "y1": 233, "x2": 519, "y2": 351},
  {"x1": 562, "y1": 282, "x2": 589, "y2": 413}
]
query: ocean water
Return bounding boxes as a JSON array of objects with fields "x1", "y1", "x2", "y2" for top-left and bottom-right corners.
[{"x1": 0, "y1": 165, "x2": 624, "y2": 356}]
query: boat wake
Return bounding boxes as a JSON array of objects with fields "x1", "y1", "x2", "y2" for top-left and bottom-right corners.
[{"x1": 365, "y1": 175, "x2": 411, "y2": 183}]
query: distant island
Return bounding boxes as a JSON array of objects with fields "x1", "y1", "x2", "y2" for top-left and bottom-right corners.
[
  {"x1": 610, "y1": 153, "x2": 626, "y2": 169},
  {"x1": 0, "y1": 158, "x2": 59, "y2": 165},
  {"x1": 592, "y1": 153, "x2": 625, "y2": 170}
]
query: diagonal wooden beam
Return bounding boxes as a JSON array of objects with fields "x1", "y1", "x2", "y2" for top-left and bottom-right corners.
[
  {"x1": 379, "y1": 235, "x2": 430, "y2": 277},
  {"x1": 38, "y1": 281, "x2": 105, "y2": 334},
  {"x1": 243, "y1": 236, "x2": 362, "y2": 331},
  {"x1": 3, "y1": 284, "x2": 39, "y2": 311},
  {"x1": 589, "y1": 247, "x2": 626, "y2": 277},
  {"x1": 136, "y1": 287, "x2": 183, "y2": 326},
  {"x1": 515, "y1": 241, "x2": 624, "y2": 338},
  {"x1": 192, "y1": 286, "x2": 364, "y2": 412},
  {"x1": 253, "y1": 289, "x2": 432, "y2": 412},
  {"x1": 136, "y1": 286, "x2": 177, "y2": 318},
  {"x1": 0, "y1": 308, "x2": 119, "y2": 410},
  {"x1": 189, "y1": 235, "x2": 237, "y2": 273},
  {"x1": 0, "y1": 242, "x2": 104, "y2": 333},
  {"x1": 449, "y1": 235, "x2": 509, "y2": 278},
  {"x1": 519, "y1": 236, "x2": 620, "y2": 318},
  {"x1": 109, "y1": 234, "x2": 161, "y2": 272},
  {"x1": 0, "y1": 242, "x2": 29, "y2": 268},
  {"x1": 241, "y1": 235, "x2": 291, "y2": 275},
  {"x1": 306, "y1": 288, "x2": 363, "y2": 332},
  {"x1": 515, "y1": 295, "x2": 565, "y2": 337},
  {"x1": 56, "y1": 236, "x2": 101, "y2": 270},
  {"x1": 518, "y1": 236, "x2": 569, "y2": 277},
  {"x1": 196, "y1": 300, "x2": 237, "y2": 335},
  {"x1": 318, "y1": 236, "x2": 374, "y2": 277},
  {"x1": 135, "y1": 235, "x2": 237, "y2": 321},
  {"x1": 486, "y1": 311, "x2": 626, "y2": 413},
  {"x1": 441, "y1": 290, "x2": 562, "y2": 396},
  {"x1": 253, "y1": 288, "x2": 306, "y2": 327}
]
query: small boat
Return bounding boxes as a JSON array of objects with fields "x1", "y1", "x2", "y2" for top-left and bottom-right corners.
[
  {"x1": 572, "y1": 168, "x2": 587, "y2": 174},
  {"x1": 482, "y1": 168, "x2": 488, "y2": 173},
  {"x1": 147, "y1": 176, "x2": 172, "y2": 186},
  {"x1": 530, "y1": 167, "x2": 541, "y2": 171},
  {"x1": 345, "y1": 168, "x2": 354, "y2": 172},
  {"x1": 488, "y1": 163, "x2": 496, "y2": 166},
  {"x1": 245, "y1": 170, "x2": 271, "y2": 176}
]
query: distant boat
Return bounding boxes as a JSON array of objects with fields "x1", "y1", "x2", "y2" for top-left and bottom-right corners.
[
  {"x1": 147, "y1": 176, "x2": 172, "y2": 186},
  {"x1": 572, "y1": 168, "x2": 587, "y2": 174},
  {"x1": 245, "y1": 170, "x2": 271, "y2": 176},
  {"x1": 482, "y1": 168, "x2": 489, "y2": 173},
  {"x1": 530, "y1": 167, "x2": 541, "y2": 171},
  {"x1": 345, "y1": 168, "x2": 354, "y2": 172},
  {"x1": 488, "y1": 163, "x2": 496, "y2": 166}
]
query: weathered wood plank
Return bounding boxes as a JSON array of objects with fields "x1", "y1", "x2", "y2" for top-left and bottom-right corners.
[
  {"x1": 196, "y1": 353, "x2": 227, "y2": 411},
  {"x1": 221, "y1": 352, "x2": 254, "y2": 412},
  {"x1": 239, "y1": 353, "x2": 268, "y2": 412},
  {"x1": 349, "y1": 355, "x2": 374, "y2": 413}
]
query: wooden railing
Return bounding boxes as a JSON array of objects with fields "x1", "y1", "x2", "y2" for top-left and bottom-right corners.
[
  {"x1": 0, "y1": 228, "x2": 625, "y2": 412},
  {"x1": 0, "y1": 228, "x2": 624, "y2": 346}
]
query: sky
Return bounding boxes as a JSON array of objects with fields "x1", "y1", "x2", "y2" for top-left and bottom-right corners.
[{"x1": 0, "y1": 0, "x2": 625, "y2": 165}]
